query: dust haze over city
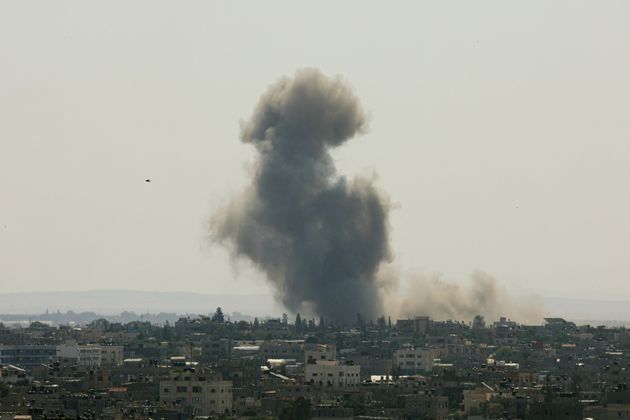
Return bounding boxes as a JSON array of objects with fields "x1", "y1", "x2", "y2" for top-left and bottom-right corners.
[{"x1": 2, "y1": 4, "x2": 630, "y2": 324}]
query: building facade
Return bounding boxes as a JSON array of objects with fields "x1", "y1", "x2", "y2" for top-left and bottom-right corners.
[
  {"x1": 0, "y1": 345, "x2": 58, "y2": 366},
  {"x1": 160, "y1": 366, "x2": 233, "y2": 416},
  {"x1": 393, "y1": 347, "x2": 436, "y2": 374},
  {"x1": 57, "y1": 343, "x2": 101, "y2": 367},
  {"x1": 305, "y1": 360, "x2": 360, "y2": 387}
]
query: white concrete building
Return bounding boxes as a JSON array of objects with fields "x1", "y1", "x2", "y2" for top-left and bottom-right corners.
[
  {"x1": 393, "y1": 347, "x2": 436, "y2": 374},
  {"x1": 57, "y1": 342, "x2": 101, "y2": 367},
  {"x1": 305, "y1": 360, "x2": 360, "y2": 387}
]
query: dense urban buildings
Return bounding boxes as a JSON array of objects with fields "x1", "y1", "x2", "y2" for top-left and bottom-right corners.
[{"x1": 2, "y1": 310, "x2": 630, "y2": 419}]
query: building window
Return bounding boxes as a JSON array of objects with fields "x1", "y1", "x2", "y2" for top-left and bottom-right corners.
[
  {"x1": 192, "y1": 386, "x2": 202, "y2": 393},
  {"x1": 176, "y1": 386, "x2": 187, "y2": 392}
]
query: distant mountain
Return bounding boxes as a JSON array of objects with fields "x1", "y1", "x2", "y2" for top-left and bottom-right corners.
[{"x1": 0, "y1": 290, "x2": 280, "y2": 317}]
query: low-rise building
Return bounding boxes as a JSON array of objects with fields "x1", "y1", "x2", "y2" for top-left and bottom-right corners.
[
  {"x1": 260, "y1": 340, "x2": 304, "y2": 361},
  {"x1": 0, "y1": 364, "x2": 29, "y2": 383}
]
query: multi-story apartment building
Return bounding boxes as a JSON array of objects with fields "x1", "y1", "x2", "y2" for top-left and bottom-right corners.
[
  {"x1": 100, "y1": 345, "x2": 124, "y2": 366},
  {"x1": 305, "y1": 359, "x2": 361, "y2": 387},
  {"x1": 160, "y1": 361, "x2": 232, "y2": 416},
  {"x1": 0, "y1": 345, "x2": 58, "y2": 366},
  {"x1": 393, "y1": 347, "x2": 437, "y2": 374},
  {"x1": 57, "y1": 342, "x2": 101, "y2": 367}
]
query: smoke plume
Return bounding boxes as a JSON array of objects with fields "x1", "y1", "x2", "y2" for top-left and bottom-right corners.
[
  {"x1": 392, "y1": 271, "x2": 544, "y2": 324},
  {"x1": 211, "y1": 69, "x2": 391, "y2": 322}
]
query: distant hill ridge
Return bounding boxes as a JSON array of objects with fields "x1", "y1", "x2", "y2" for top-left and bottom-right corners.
[
  {"x1": 0, "y1": 290, "x2": 279, "y2": 316},
  {"x1": 2, "y1": 290, "x2": 630, "y2": 324}
]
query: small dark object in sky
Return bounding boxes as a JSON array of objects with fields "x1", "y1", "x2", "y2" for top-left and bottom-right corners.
[{"x1": 145, "y1": 179, "x2": 151, "y2": 183}]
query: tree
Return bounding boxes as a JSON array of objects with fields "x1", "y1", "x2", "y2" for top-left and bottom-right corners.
[
  {"x1": 473, "y1": 314, "x2": 486, "y2": 329},
  {"x1": 88, "y1": 318, "x2": 110, "y2": 331},
  {"x1": 295, "y1": 313, "x2": 302, "y2": 332},
  {"x1": 211, "y1": 307, "x2": 225, "y2": 323},
  {"x1": 377, "y1": 316, "x2": 386, "y2": 330},
  {"x1": 253, "y1": 317, "x2": 260, "y2": 330},
  {"x1": 356, "y1": 313, "x2": 364, "y2": 329},
  {"x1": 162, "y1": 321, "x2": 172, "y2": 340},
  {"x1": 0, "y1": 382, "x2": 9, "y2": 399},
  {"x1": 493, "y1": 346, "x2": 513, "y2": 361},
  {"x1": 279, "y1": 397, "x2": 310, "y2": 420}
]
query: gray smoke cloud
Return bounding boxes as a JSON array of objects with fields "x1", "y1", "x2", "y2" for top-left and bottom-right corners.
[
  {"x1": 211, "y1": 69, "x2": 391, "y2": 322},
  {"x1": 391, "y1": 271, "x2": 544, "y2": 324}
]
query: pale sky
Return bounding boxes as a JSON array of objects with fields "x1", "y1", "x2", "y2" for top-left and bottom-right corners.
[{"x1": 1, "y1": 1, "x2": 629, "y2": 301}]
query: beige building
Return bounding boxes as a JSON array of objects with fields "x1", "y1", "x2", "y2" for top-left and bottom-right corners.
[
  {"x1": 463, "y1": 384, "x2": 496, "y2": 415},
  {"x1": 100, "y1": 346, "x2": 124, "y2": 366},
  {"x1": 305, "y1": 360, "x2": 360, "y2": 387},
  {"x1": 304, "y1": 343, "x2": 336, "y2": 363},
  {"x1": 160, "y1": 364, "x2": 232, "y2": 416}
]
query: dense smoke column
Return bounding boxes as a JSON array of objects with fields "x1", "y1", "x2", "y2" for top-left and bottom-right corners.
[{"x1": 212, "y1": 69, "x2": 391, "y2": 322}]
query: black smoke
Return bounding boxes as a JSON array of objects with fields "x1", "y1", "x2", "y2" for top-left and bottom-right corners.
[{"x1": 211, "y1": 69, "x2": 391, "y2": 322}]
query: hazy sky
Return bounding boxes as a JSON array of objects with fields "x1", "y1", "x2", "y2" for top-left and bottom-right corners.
[{"x1": 1, "y1": 1, "x2": 629, "y2": 301}]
